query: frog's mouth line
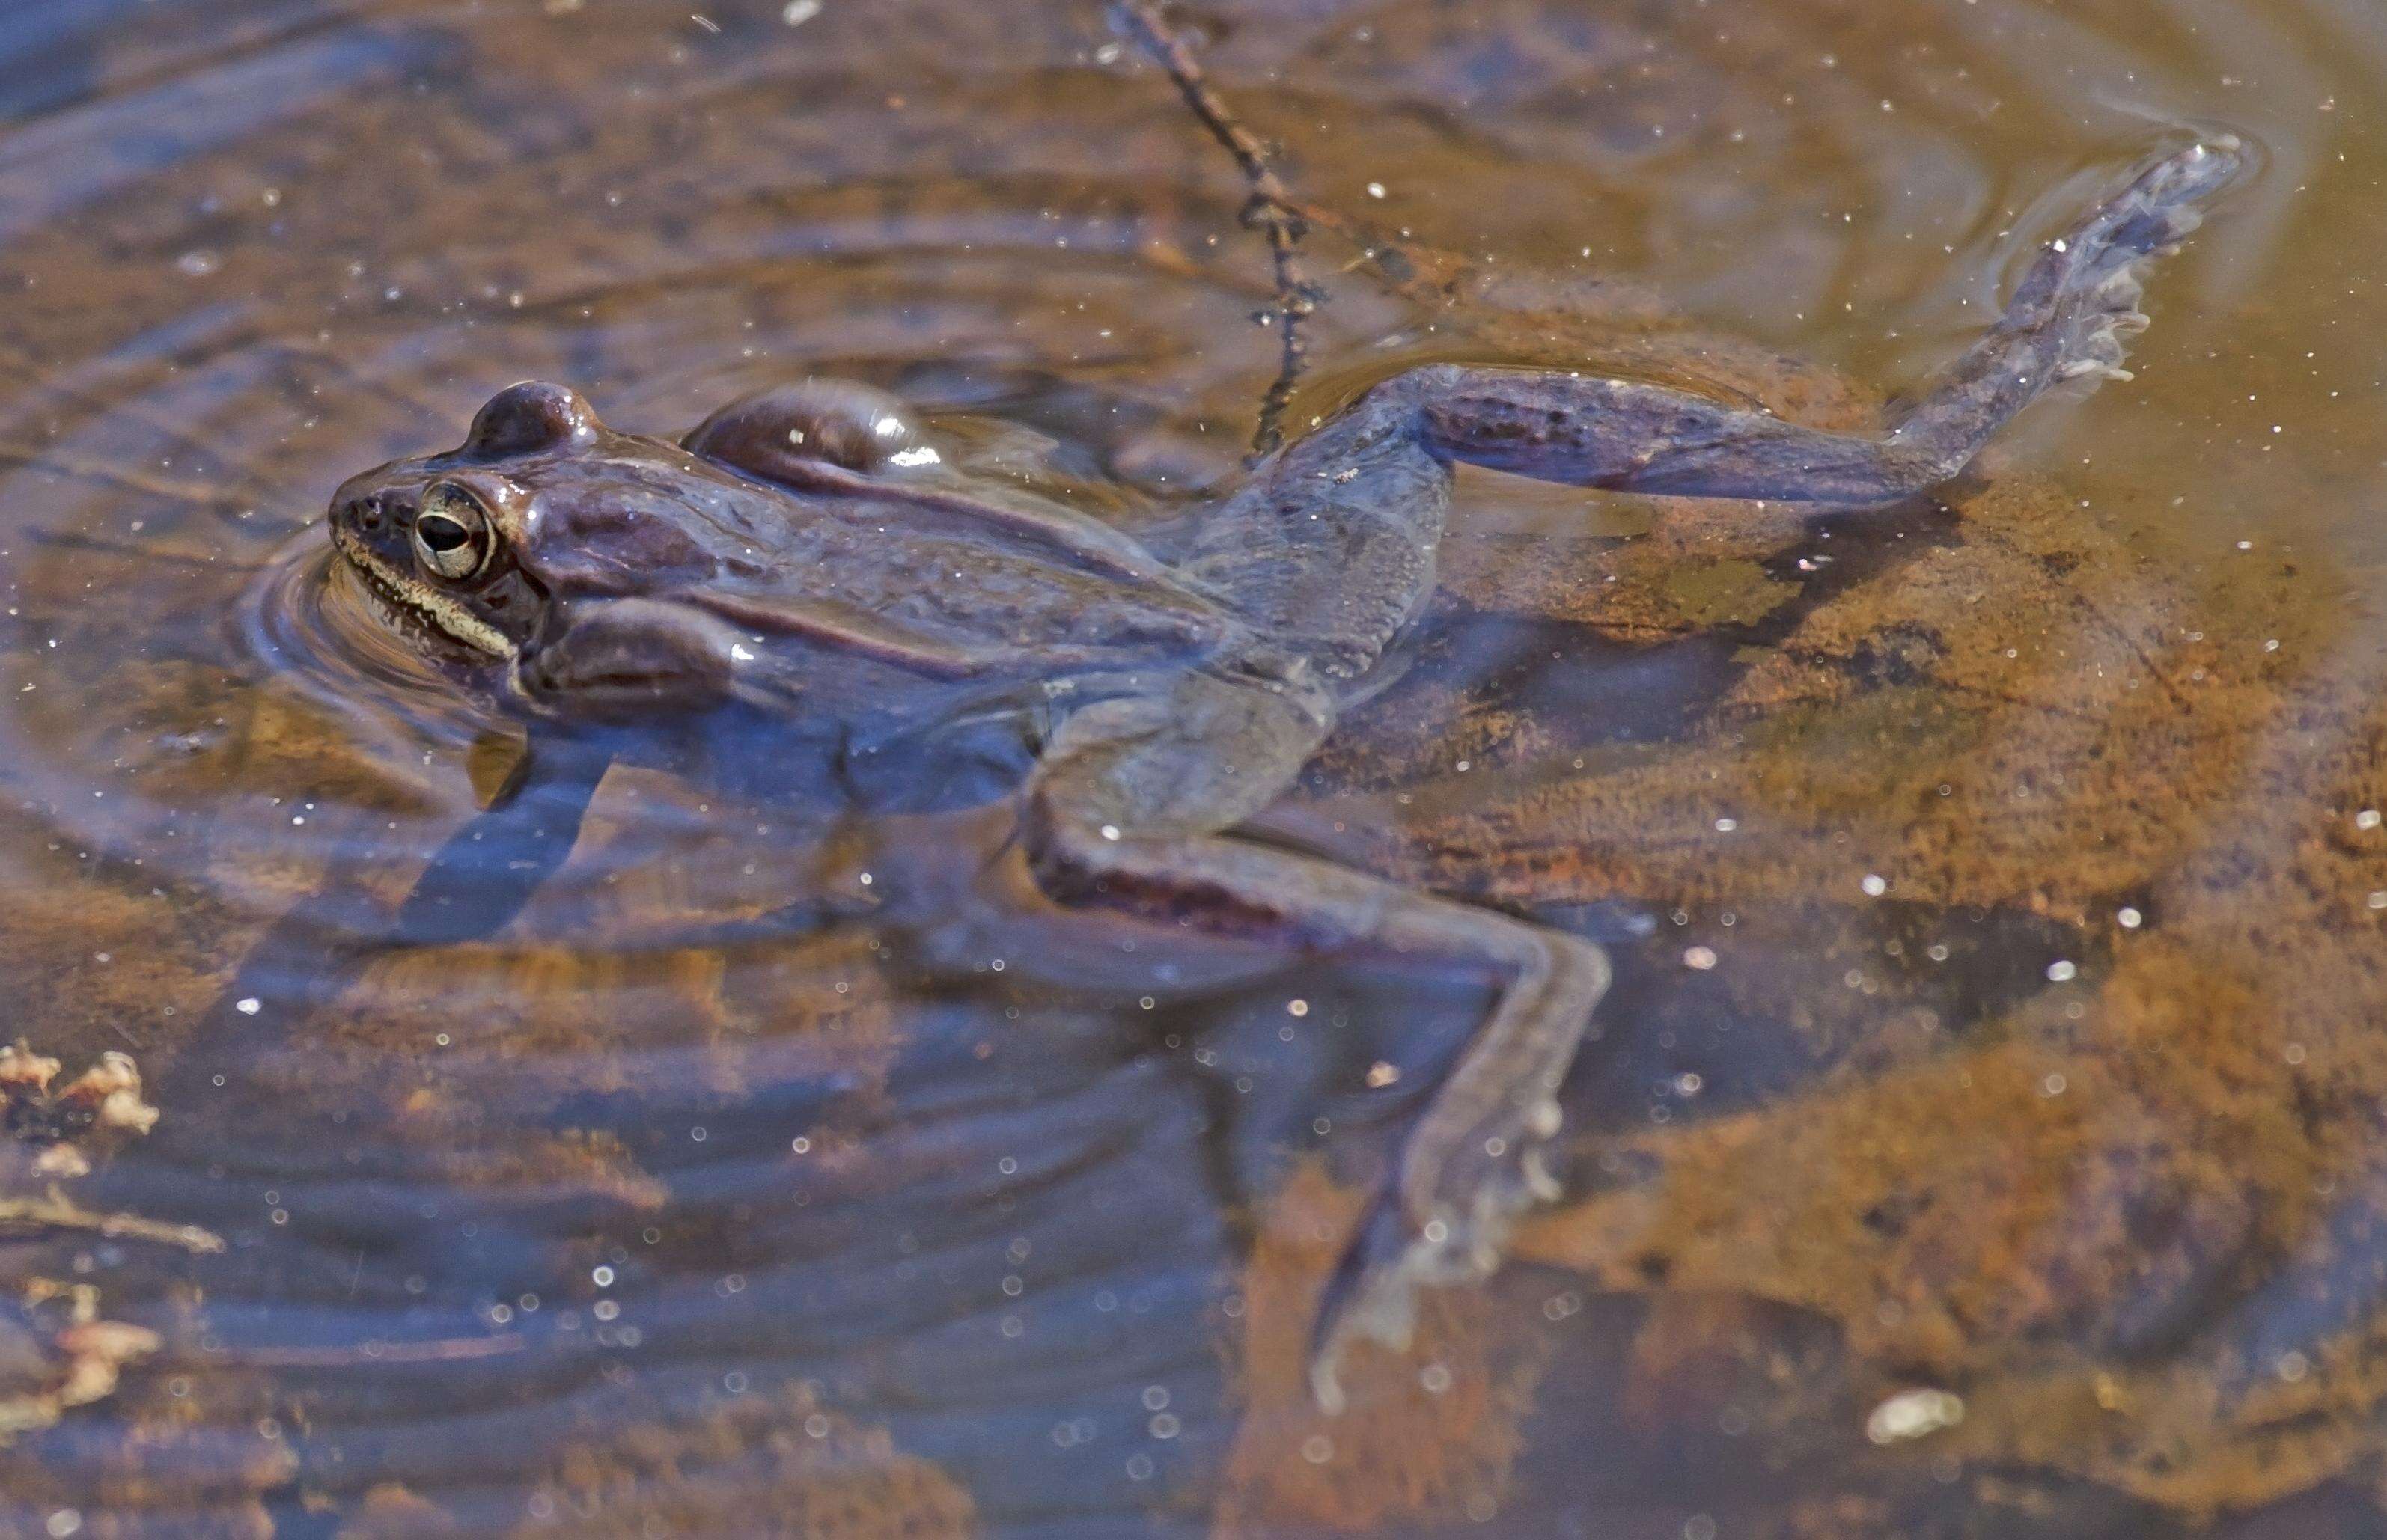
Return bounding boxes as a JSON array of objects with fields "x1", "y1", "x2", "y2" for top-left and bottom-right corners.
[{"x1": 330, "y1": 525, "x2": 514, "y2": 659}]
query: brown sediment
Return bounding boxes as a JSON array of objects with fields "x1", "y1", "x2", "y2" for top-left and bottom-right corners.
[
  {"x1": 504, "y1": 1381, "x2": 977, "y2": 1539},
  {"x1": 1342, "y1": 456, "x2": 2266, "y2": 924},
  {"x1": 1217, "y1": 1160, "x2": 1540, "y2": 1534},
  {"x1": 386, "y1": 1104, "x2": 671, "y2": 1214},
  {"x1": 1309, "y1": 435, "x2": 2387, "y2": 1518},
  {"x1": 1220, "y1": 177, "x2": 2387, "y2": 1516},
  {"x1": 332, "y1": 923, "x2": 906, "y2": 1111},
  {"x1": 338, "y1": 1484, "x2": 465, "y2": 1539},
  {"x1": 1196, "y1": 67, "x2": 2374, "y2": 1518}
]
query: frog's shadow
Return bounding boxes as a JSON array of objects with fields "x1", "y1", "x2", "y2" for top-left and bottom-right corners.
[
  {"x1": 1327, "y1": 482, "x2": 1985, "y2": 775},
  {"x1": 1224, "y1": 478, "x2": 2116, "y2": 1172}
]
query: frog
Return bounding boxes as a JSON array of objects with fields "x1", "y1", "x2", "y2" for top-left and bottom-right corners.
[{"x1": 322, "y1": 138, "x2": 2241, "y2": 1408}]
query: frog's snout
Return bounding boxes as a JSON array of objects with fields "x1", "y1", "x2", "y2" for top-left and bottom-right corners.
[
  {"x1": 325, "y1": 473, "x2": 434, "y2": 596},
  {"x1": 329, "y1": 469, "x2": 413, "y2": 536}
]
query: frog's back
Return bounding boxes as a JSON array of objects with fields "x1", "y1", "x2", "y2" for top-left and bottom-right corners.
[{"x1": 520, "y1": 445, "x2": 1253, "y2": 694}]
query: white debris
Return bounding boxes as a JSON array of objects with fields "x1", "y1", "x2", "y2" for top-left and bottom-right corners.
[{"x1": 1866, "y1": 1387, "x2": 1965, "y2": 1444}]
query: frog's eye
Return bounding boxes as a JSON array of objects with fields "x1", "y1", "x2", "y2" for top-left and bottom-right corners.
[{"x1": 413, "y1": 482, "x2": 494, "y2": 581}]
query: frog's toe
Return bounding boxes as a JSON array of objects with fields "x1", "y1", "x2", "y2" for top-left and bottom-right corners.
[
  {"x1": 1308, "y1": 1194, "x2": 1430, "y2": 1415},
  {"x1": 2037, "y1": 138, "x2": 2247, "y2": 380},
  {"x1": 2055, "y1": 327, "x2": 2134, "y2": 385},
  {"x1": 1306, "y1": 1095, "x2": 1573, "y2": 1413}
]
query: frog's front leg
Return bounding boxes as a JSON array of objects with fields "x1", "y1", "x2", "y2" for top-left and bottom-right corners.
[
  {"x1": 513, "y1": 597, "x2": 743, "y2": 715},
  {"x1": 391, "y1": 730, "x2": 615, "y2": 945},
  {"x1": 1021, "y1": 670, "x2": 1612, "y2": 1410},
  {"x1": 1380, "y1": 139, "x2": 2241, "y2": 505}
]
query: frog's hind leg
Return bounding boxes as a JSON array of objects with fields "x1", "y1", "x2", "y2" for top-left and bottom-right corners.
[
  {"x1": 1388, "y1": 138, "x2": 2245, "y2": 506},
  {"x1": 1021, "y1": 671, "x2": 1612, "y2": 1410},
  {"x1": 1176, "y1": 391, "x2": 1457, "y2": 682}
]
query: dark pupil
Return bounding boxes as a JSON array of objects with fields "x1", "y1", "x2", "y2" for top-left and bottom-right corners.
[{"x1": 418, "y1": 516, "x2": 472, "y2": 553}]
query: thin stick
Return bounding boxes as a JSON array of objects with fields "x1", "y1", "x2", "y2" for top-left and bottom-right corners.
[
  {"x1": 0, "y1": 1190, "x2": 225, "y2": 1253},
  {"x1": 1111, "y1": 1, "x2": 1319, "y2": 458},
  {"x1": 214, "y1": 1334, "x2": 528, "y2": 1367}
]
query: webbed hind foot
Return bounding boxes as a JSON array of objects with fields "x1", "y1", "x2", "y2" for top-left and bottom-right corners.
[
  {"x1": 1305, "y1": 978, "x2": 1597, "y2": 1415},
  {"x1": 1346, "y1": 136, "x2": 2246, "y2": 509}
]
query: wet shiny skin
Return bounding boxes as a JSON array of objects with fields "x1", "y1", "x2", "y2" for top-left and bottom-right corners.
[{"x1": 325, "y1": 138, "x2": 2237, "y2": 1402}]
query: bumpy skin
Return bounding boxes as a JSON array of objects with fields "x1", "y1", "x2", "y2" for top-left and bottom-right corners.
[{"x1": 324, "y1": 141, "x2": 2241, "y2": 1408}]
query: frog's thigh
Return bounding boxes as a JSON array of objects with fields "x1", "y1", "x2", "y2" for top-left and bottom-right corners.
[{"x1": 1024, "y1": 674, "x2": 1612, "y2": 1405}]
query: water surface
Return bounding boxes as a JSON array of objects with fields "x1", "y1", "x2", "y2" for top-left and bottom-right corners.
[{"x1": 2, "y1": 1, "x2": 2386, "y2": 1534}]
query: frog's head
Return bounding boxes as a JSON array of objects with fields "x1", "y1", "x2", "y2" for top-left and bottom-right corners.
[
  {"x1": 327, "y1": 382, "x2": 752, "y2": 716},
  {"x1": 326, "y1": 381, "x2": 614, "y2": 661}
]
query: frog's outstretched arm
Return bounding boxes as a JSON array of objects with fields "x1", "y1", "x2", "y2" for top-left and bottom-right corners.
[
  {"x1": 1380, "y1": 139, "x2": 2242, "y2": 506},
  {"x1": 161, "y1": 734, "x2": 615, "y2": 1122},
  {"x1": 1019, "y1": 670, "x2": 1611, "y2": 1411},
  {"x1": 389, "y1": 731, "x2": 614, "y2": 946}
]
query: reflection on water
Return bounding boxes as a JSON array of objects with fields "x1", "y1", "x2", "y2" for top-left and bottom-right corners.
[{"x1": 1, "y1": 0, "x2": 2386, "y2": 1533}]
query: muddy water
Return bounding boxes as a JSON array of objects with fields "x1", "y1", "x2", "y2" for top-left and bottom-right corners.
[{"x1": 1, "y1": 1, "x2": 2385, "y2": 1534}]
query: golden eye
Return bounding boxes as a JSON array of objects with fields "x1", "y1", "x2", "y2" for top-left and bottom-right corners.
[{"x1": 414, "y1": 482, "x2": 493, "y2": 580}]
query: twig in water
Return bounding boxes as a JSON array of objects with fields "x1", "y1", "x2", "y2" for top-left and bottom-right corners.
[
  {"x1": 216, "y1": 1334, "x2": 528, "y2": 1367},
  {"x1": 0, "y1": 1189, "x2": 225, "y2": 1254},
  {"x1": 1111, "y1": 1, "x2": 1321, "y2": 459}
]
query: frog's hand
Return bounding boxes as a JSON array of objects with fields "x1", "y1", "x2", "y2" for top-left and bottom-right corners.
[
  {"x1": 391, "y1": 730, "x2": 613, "y2": 947},
  {"x1": 512, "y1": 598, "x2": 743, "y2": 716},
  {"x1": 1022, "y1": 671, "x2": 1611, "y2": 1414},
  {"x1": 1347, "y1": 138, "x2": 2243, "y2": 507}
]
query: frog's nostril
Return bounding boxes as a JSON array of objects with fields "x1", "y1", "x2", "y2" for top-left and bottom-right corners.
[{"x1": 353, "y1": 495, "x2": 383, "y2": 530}]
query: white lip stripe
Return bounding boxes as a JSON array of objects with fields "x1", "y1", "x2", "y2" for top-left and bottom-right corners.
[{"x1": 330, "y1": 524, "x2": 514, "y2": 658}]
